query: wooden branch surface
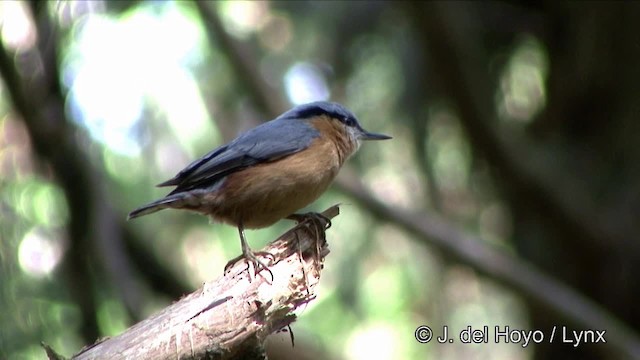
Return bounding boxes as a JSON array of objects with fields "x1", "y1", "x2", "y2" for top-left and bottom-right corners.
[{"x1": 68, "y1": 206, "x2": 339, "y2": 360}]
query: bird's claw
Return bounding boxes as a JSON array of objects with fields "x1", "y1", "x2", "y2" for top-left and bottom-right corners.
[{"x1": 224, "y1": 250, "x2": 275, "y2": 282}]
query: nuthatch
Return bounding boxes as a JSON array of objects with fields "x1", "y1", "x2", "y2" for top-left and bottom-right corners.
[{"x1": 128, "y1": 101, "x2": 391, "y2": 277}]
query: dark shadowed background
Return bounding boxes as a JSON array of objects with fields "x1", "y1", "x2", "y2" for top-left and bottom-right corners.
[{"x1": 1, "y1": 1, "x2": 639, "y2": 359}]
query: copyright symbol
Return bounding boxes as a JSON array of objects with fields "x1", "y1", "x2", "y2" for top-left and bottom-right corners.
[{"x1": 415, "y1": 325, "x2": 433, "y2": 343}]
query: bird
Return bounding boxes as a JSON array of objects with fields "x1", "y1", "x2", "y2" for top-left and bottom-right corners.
[{"x1": 128, "y1": 101, "x2": 391, "y2": 278}]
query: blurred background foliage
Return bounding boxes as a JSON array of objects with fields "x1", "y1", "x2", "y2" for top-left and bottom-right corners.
[{"x1": 1, "y1": 1, "x2": 639, "y2": 359}]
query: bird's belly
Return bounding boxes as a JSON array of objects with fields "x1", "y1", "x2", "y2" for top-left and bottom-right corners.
[{"x1": 204, "y1": 149, "x2": 340, "y2": 228}]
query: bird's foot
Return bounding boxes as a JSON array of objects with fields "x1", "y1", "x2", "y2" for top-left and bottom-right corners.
[{"x1": 224, "y1": 250, "x2": 275, "y2": 282}]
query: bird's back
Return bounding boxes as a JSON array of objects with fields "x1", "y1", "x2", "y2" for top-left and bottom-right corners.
[{"x1": 129, "y1": 116, "x2": 326, "y2": 224}]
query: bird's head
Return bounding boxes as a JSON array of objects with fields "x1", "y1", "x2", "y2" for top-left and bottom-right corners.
[{"x1": 278, "y1": 101, "x2": 392, "y2": 152}]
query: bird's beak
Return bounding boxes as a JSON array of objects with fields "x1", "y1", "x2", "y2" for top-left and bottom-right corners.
[{"x1": 359, "y1": 130, "x2": 392, "y2": 140}]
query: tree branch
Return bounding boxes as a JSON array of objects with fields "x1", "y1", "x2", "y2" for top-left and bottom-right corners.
[{"x1": 64, "y1": 206, "x2": 338, "y2": 360}]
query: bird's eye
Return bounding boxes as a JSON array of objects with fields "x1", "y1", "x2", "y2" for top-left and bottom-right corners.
[{"x1": 343, "y1": 116, "x2": 355, "y2": 126}]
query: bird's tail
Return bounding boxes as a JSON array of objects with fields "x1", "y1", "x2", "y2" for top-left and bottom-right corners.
[{"x1": 128, "y1": 194, "x2": 189, "y2": 220}]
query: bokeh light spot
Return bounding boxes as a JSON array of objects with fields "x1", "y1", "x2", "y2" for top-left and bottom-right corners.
[
  {"x1": 18, "y1": 229, "x2": 64, "y2": 277},
  {"x1": 63, "y1": 2, "x2": 207, "y2": 156},
  {"x1": 497, "y1": 35, "x2": 548, "y2": 123},
  {"x1": 219, "y1": 1, "x2": 270, "y2": 39},
  {"x1": 346, "y1": 323, "x2": 400, "y2": 360},
  {"x1": 284, "y1": 62, "x2": 330, "y2": 105},
  {"x1": 0, "y1": 1, "x2": 37, "y2": 51}
]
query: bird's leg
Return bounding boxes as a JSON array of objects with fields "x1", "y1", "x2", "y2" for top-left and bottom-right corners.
[{"x1": 224, "y1": 222, "x2": 274, "y2": 281}]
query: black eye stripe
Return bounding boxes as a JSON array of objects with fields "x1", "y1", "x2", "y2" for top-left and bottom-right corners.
[{"x1": 276, "y1": 101, "x2": 360, "y2": 127}]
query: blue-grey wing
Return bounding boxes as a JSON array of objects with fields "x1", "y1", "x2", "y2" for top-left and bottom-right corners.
[{"x1": 159, "y1": 118, "x2": 319, "y2": 193}]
